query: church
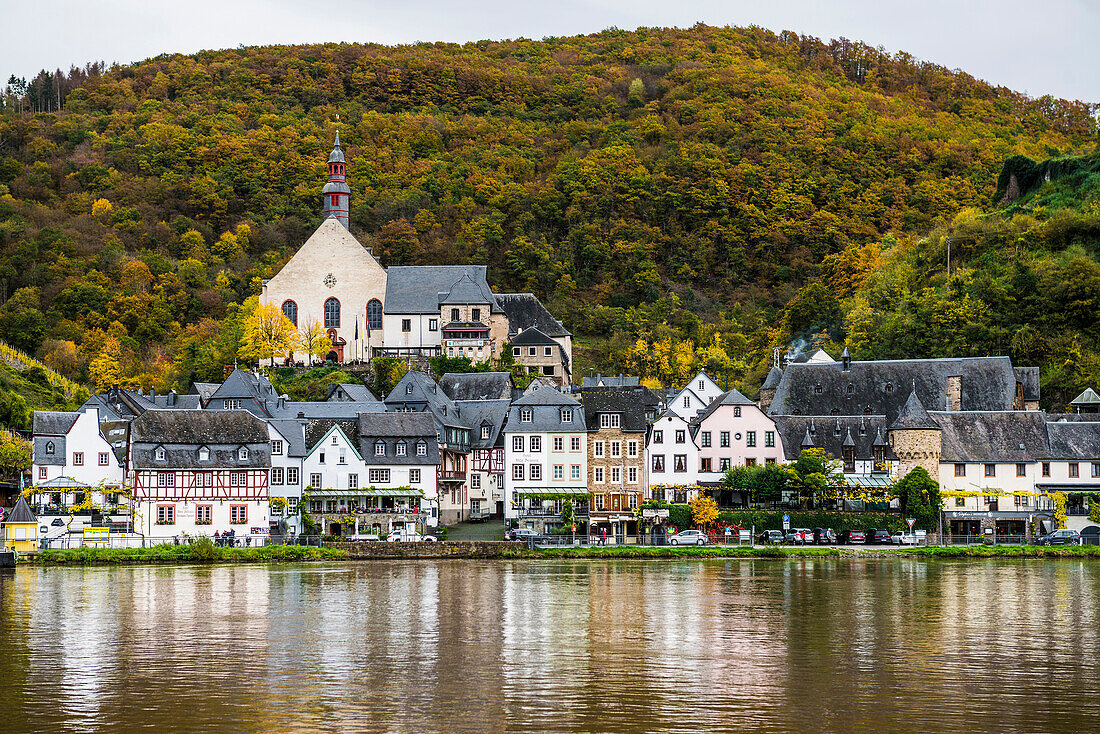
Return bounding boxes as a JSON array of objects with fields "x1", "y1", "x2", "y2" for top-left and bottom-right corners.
[{"x1": 260, "y1": 133, "x2": 573, "y2": 384}]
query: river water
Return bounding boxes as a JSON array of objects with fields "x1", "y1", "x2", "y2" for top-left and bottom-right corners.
[{"x1": 1, "y1": 559, "x2": 1098, "y2": 733}]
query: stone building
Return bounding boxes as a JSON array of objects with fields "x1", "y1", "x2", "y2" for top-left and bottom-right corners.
[{"x1": 582, "y1": 386, "x2": 649, "y2": 536}]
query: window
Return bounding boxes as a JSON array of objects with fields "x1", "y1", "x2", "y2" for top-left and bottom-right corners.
[
  {"x1": 271, "y1": 440, "x2": 283, "y2": 455},
  {"x1": 375, "y1": 441, "x2": 385, "y2": 456},
  {"x1": 472, "y1": 308, "x2": 481, "y2": 322},
  {"x1": 765, "y1": 458, "x2": 776, "y2": 465},
  {"x1": 155, "y1": 447, "x2": 166, "y2": 461},
  {"x1": 598, "y1": 413, "x2": 621, "y2": 429},
  {"x1": 570, "y1": 436, "x2": 581, "y2": 451},
  {"x1": 1070, "y1": 462, "x2": 1080, "y2": 478},
  {"x1": 401, "y1": 319, "x2": 411, "y2": 332},
  {"x1": 223, "y1": 399, "x2": 242, "y2": 410},
  {"x1": 530, "y1": 464, "x2": 542, "y2": 480},
  {"x1": 348, "y1": 474, "x2": 358, "y2": 489},
  {"x1": 594, "y1": 467, "x2": 604, "y2": 483},
  {"x1": 674, "y1": 455, "x2": 687, "y2": 472},
  {"x1": 701, "y1": 431, "x2": 711, "y2": 448},
  {"x1": 984, "y1": 464, "x2": 996, "y2": 477},
  {"x1": 652, "y1": 455, "x2": 665, "y2": 472},
  {"x1": 553, "y1": 465, "x2": 563, "y2": 479},
  {"x1": 230, "y1": 505, "x2": 247, "y2": 524},
  {"x1": 513, "y1": 436, "x2": 524, "y2": 452},
  {"x1": 1093, "y1": 463, "x2": 1100, "y2": 478},
  {"x1": 571, "y1": 465, "x2": 581, "y2": 480},
  {"x1": 594, "y1": 493, "x2": 605, "y2": 510},
  {"x1": 628, "y1": 466, "x2": 637, "y2": 484},
  {"x1": 513, "y1": 347, "x2": 520, "y2": 357},
  {"x1": 682, "y1": 396, "x2": 690, "y2": 408},
  {"x1": 196, "y1": 505, "x2": 212, "y2": 523},
  {"x1": 99, "y1": 452, "x2": 109, "y2": 466},
  {"x1": 530, "y1": 436, "x2": 541, "y2": 452},
  {"x1": 720, "y1": 432, "x2": 730, "y2": 448},
  {"x1": 720, "y1": 458, "x2": 731, "y2": 470},
  {"x1": 675, "y1": 430, "x2": 685, "y2": 444},
  {"x1": 271, "y1": 467, "x2": 284, "y2": 485},
  {"x1": 366, "y1": 299, "x2": 383, "y2": 330},
  {"x1": 842, "y1": 447, "x2": 854, "y2": 473},
  {"x1": 594, "y1": 441, "x2": 604, "y2": 458},
  {"x1": 521, "y1": 409, "x2": 532, "y2": 423},
  {"x1": 544, "y1": 346, "x2": 553, "y2": 356},
  {"x1": 428, "y1": 318, "x2": 438, "y2": 331},
  {"x1": 282, "y1": 300, "x2": 298, "y2": 327},
  {"x1": 699, "y1": 379, "x2": 705, "y2": 391},
  {"x1": 157, "y1": 472, "x2": 175, "y2": 487},
  {"x1": 410, "y1": 469, "x2": 421, "y2": 483},
  {"x1": 238, "y1": 447, "x2": 248, "y2": 460},
  {"x1": 653, "y1": 430, "x2": 663, "y2": 444},
  {"x1": 734, "y1": 407, "x2": 742, "y2": 418},
  {"x1": 1042, "y1": 462, "x2": 1051, "y2": 477},
  {"x1": 956, "y1": 496, "x2": 965, "y2": 507},
  {"x1": 528, "y1": 347, "x2": 537, "y2": 356},
  {"x1": 955, "y1": 464, "x2": 966, "y2": 477},
  {"x1": 451, "y1": 307, "x2": 461, "y2": 322},
  {"x1": 416, "y1": 442, "x2": 426, "y2": 456},
  {"x1": 396, "y1": 441, "x2": 407, "y2": 456},
  {"x1": 560, "y1": 409, "x2": 572, "y2": 423},
  {"x1": 746, "y1": 431, "x2": 756, "y2": 448},
  {"x1": 610, "y1": 441, "x2": 621, "y2": 458},
  {"x1": 368, "y1": 469, "x2": 391, "y2": 483},
  {"x1": 73, "y1": 452, "x2": 84, "y2": 466},
  {"x1": 157, "y1": 505, "x2": 175, "y2": 524},
  {"x1": 700, "y1": 457, "x2": 712, "y2": 472},
  {"x1": 1017, "y1": 463, "x2": 1027, "y2": 477},
  {"x1": 553, "y1": 436, "x2": 563, "y2": 452},
  {"x1": 610, "y1": 467, "x2": 621, "y2": 483},
  {"x1": 324, "y1": 297, "x2": 340, "y2": 328},
  {"x1": 230, "y1": 472, "x2": 246, "y2": 486},
  {"x1": 513, "y1": 464, "x2": 524, "y2": 480},
  {"x1": 310, "y1": 473, "x2": 322, "y2": 488},
  {"x1": 337, "y1": 448, "x2": 346, "y2": 465},
  {"x1": 765, "y1": 431, "x2": 775, "y2": 448},
  {"x1": 45, "y1": 441, "x2": 54, "y2": 455},
  {"x1": 481, "y1": 425, "x2": 491, "y2": 439},
  {"x1": 627, "y1": 441, "x2": 638, "y2": 458}
]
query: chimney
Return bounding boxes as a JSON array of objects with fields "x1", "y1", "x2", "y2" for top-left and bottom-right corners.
[{"x1": 169, "y1": 390, "x2": 176, "y2": 406}]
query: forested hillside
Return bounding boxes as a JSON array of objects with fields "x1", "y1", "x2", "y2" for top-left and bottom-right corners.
[{"x1": 0, "y1": 24, "x2": 1097, "y2": 417}]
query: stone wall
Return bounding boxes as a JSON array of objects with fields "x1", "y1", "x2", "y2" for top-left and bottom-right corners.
[
  {"x1": 328, "y1": 540, "x2": 526, "y2": 558},
  {"x1": 890, "y1": 428, "x2": 942, "y2": 478}
]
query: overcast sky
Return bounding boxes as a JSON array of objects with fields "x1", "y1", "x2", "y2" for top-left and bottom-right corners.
[{"x1": 3, "y1": 0, "x2": 1098, "y2": 102}]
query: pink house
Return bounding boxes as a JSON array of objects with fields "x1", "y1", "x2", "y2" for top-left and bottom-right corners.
[{"x1": 694, "y1": 389, "x2": 785, "y2": 485}]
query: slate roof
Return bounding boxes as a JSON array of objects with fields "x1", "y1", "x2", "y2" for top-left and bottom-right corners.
[
  {"x1": 131, "y1": 409, "x2": 269, "y2": 444},
  {"x1": 151, "y1": 392, "x2": 203, "y2": 409},
  {"x1": 33, "y1": 411, "x2": 79, "y2": 436},
  {"x1": 514, "y1": 385, "x2": 578, "y2": 406},
  {"x1": 496, "y1": 293, "x2": 571, "y2": 338},
  {"x1": 581, "y1": 374, "x2": 639, "y2": 388},
  {"x1": 440, "y1": 372, "x2": 513, "y2": 401},
  {"x1": 772, "y1": 415, "x2": 895, "y2": 461},
  {"x1": 761, "y1": 366, "x2": 784, "y2": 391},
  {"x1": 269, "y1": 419, "x2": 307, "y2": 458},
  {"x1": 272, "y1": 400, "x2": 385, "y2": 420},
  {"x1": 385, "y1": 266, "x2": 498, "y2": 314},
  {"x1": 455, "y1": 399, "x2": 511, "y2": 449},
  {"x1": 510, "y1": 327, "x2": 558, "y2": 347},
  {"x1": 357, "y1": 412, "x2": 440, "y2": 466},
  {"x1": 932, "y1": 411, "x2": 1052, "y2": 462},
  {"x1": 33, "y1": 435, "x2": 66, "y2": 466},
  {"x1": 694, "y1": 388, "x2": 756, "y2": 424},
  {"x1": 6, "y1": 496, "x2": 36, "y2": 524},
  {"x1": 1014, "y1": 367, "x2": 1040, "y2": 402},
  {"x1": 304, "y1": 419, "x2": 360, "y2": 454},
  {"x1": 891, "y1": 391, "x2": 940, "y2": 430},
  {"x1": 767, "y1": 356, "x2": 1029, "y2": 420},
  {"x1": 1044, "y1": 419, "x2": 1100, "y2": 459},
  {"x1": 439, "y1": 271, "x2": 492, "y2": 305},
  {"x1": 325, "y1": 383, "x2": 379, "y2": 402},
  {"x1": 508, "y1": 386, "x2": 584, "y2": 432},
  {"x1": 580, "y1": 387, "x2": 650, "y2": 433},
  {"x1": 189, "y1": 382, "x2": 221, "y2": 400},
  {"x1": 384, "y1": 371, "x2": 464, "y2": 428}
]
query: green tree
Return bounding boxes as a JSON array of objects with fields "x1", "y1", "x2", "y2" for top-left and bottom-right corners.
[{"x1": 895, "y1": 467, "x2": 942, "y2": 531}]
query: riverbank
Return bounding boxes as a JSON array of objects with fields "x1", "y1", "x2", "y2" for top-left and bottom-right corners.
[
  {"x1": 27, "y1": 543, "x2": 349, "y2": 565},
  {"x1": 516, "y1": 544, "x2": 1100, "y2": 559}
]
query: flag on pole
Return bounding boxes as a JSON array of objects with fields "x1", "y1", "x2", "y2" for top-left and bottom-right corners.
[{"x1": 354, "y1": 316, "x2": 359, "y2": 343}]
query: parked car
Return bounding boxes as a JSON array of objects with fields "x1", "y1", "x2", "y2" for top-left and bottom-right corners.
[
  {"x1": 759, "y1": 529, "x2": 785, "y2": 544},
  {"x1": 669, "y1": 529, "x2": 708, "y2": 546},
  {"x1": 386, "y1": 530, "x2": 437, "y2": 542},
  {"x1": 813, "y1": 528, "x2": 836, "y2": 545},
  {"x1": 1036, "y1": 529, "x2": 1081, "y2": 546},
  {"x1": 506, "y1": 528, "x2": 548, "y2": 543},
  {"x1": 865, "y1": 529, "x2": 893, "y2": 545},
  {"x1": 784, "y1": 528, "x2": 813, "y2": 544},
  {"x1": 891, "y1": 531, "x2": 918, "y2": 545},
  {"x1": 837, "y1": 529, "x2": 866, "y2": 545}
]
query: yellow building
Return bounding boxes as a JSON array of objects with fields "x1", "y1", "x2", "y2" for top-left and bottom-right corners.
[{"x1": 2, "y1": 496, "x2": 39, "y2": 552}]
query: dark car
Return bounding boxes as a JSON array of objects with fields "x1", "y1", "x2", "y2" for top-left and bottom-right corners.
[
  {"x1": 759, "y1": 529, "x2": 785, "y2": 544},
  {"x1": 1037, "y1": 529, "x2": 1081, "y2": 546},
  {"x1": 507, "y1": 528, "x2": 546, "y2": 542},
  {"x1": 866, "y1": 529, "x2": 892, "y2": 545},
  {"x1": 813, "y1": 528, "x2": 836, "y2": 545},
  {"x1": 838, "y1": 529, "x2": 866, "y2": 545}
]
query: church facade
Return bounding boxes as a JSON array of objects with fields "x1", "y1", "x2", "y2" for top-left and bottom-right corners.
[{"x1": 260, "y1": 134, "x2": 573, "y2": 382}]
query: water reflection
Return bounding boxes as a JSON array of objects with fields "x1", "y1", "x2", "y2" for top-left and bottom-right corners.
[{"x1": 1, "y1": 559, "x2": 1098, "y2": 733}]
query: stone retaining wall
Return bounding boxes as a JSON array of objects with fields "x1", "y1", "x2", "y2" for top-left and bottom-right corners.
[{"x1": 328, "y1": 540, "x2": 526, "y2": 558}]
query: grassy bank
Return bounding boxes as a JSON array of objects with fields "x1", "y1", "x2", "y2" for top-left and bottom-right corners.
[
  {"x1": 517, "y1": 545, "x2": 1100, "y2": 560},
  {"x1": 31, "y1": 542, "x2": 349, "y2": 565}
]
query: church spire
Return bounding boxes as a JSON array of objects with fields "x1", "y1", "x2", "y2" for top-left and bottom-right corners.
[{"x1": 322, "y1": 125, "x2": 350, "y2": 229}]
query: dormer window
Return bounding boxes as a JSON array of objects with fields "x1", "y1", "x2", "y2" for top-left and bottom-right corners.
[
  {"x1": 885, "y1": 382, "x2": 894, "y2": 393},
  {"x1": 599, "y1": 413, "x2": 621, "y2": 429},
  {"x1": 521, "y1": 408, "x2": 532, "y2": 423},
  {"x1": 375, "y1": 441, "x2": 385, "y2": 456},
  {"x1": 560, "y1": 409, "x2": 571, "y2": 423},
  {"x1": 238, "y1": 447, "x2": 248, "y2": 461},
  {"x1": 396, "y1": 441, "x2": 407, "y2": 456},
  {"x1": 406, "y1": 384, "x2": 413, "y2": 395},
  {"x1": 198, "y1": 447, "x2": 210, "y2": 461},
  {"x1": 155, "y1": 447, "x2": 166, "y2": 461},
  {"x1": 416, "y1": 441, "x2": 426, "y2": 456},
  {"x1": 45, "y1": 441, "x2": 54, "y2": 455},
  {"x1": 814, "y1": 384, "x2": 823, "y2": 394},
  {"x1": 481, "y1": 425, "x2": 491, "y2": 439},
  {"x1": 441, "y1": 406, "x2": 447, "y2": 416}
]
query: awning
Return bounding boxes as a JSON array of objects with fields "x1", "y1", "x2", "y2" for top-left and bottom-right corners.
[
  {"x1": 843, "y1": 475, "x2": 893, "y2": 488},
  {"x1": 514, "y1": 487, "x2": 590, "y2": 496},
  {"x1": 33, "y1": 477, "x2": 91, "y2": 489},
  {"x1": 1035, "y1": 484, "x2": 1100, "y2": 494},
  {"x1": 305, "y1": 488, "x2": 424, "y2": 498}
]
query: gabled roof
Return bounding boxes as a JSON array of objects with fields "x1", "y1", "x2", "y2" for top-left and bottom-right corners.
[
  {"x1": 439, "y1": 372, "x2": 512, "y2": 401},
  {"x1": 209, "y1": 368, "x2": 279, "y2": 405},
  {"x1": 384, "y1": 371, "x2": 464, "y2": 428},
  {"x1": 580, "y1": 387, "x2": 649, "y2": 433},
  {"x1": 1071, "y1": 387, "x2": 1100, "y2": 406},
  {"x1": 6, "y1": 496, "x2": 36, "y2": 524},
  {"x1": 131, "y1": 409, "x2": 269, "y2": 444},
  {"x1": 189, "y1": 382, "x2": 221, "y2": 399},
  {"x1": 325, "y1": 383, "x2": 379, "y2": 402},
  {"x1": 761, "y1": 366, "x2": 783, "y2": 391},
  {"x1": 357, "y1": 412, "x2": 440, "y2": 465},
  {"x1": 510, "y1": 327, "x2": 558, "y2": 347},
  {"x1": 890, "y1": 391, "x2": 939, "y2": 430},
  {"x1": 455, "y1": 399, "x2": 511, "y2": 449},
  {"x1": 694, "y1": 388, "x2": 756, "y2": 424},
  {"x1": 33, "y1": 411, "x2": 80, "y2": 436},
  {"x1": 385, "y1": 265, "x2": 498, "y2": 314},
  {"x1": 305, "y1": 420, "x2": 360, "y2": 454},
  {"x1": 513, "y1": 385, "x2": 579, "y2": 407},
  {"x1": 496, "y1": 293, "x2": 571, "y2": 338},
  {"x1": 772, "y1": 415, "x2": 894, "y2": 460},
  {"x1": 439, "y1": 271, "x2": 493, "y2": 305},
  {"x1": 1014, "y1": 366, "x2": 1040, "y2": 402},
  {"x1": 1044, "y1": 418, "x2": 1100, "y2": 459},
  {"x1": 581, "y1": 374, "x2": 639, "y2": 388},
  {"x1": 932, "y1": 411, "x2": 1051, "y2": 462}
]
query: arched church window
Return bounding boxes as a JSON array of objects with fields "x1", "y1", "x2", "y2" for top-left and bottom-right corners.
[
  {"x1": 282, "y1": 300, "x2": 297, "y2": 328},
  {"x1": 367, "y1": 299, "x2": 383, "y2": 330},
  {"x1": 325, "y1": 298, "x2": 340, "y2": 328}
]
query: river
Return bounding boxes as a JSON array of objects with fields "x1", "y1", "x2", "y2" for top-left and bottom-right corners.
[{"x1": 1, "y1": 559, "x2": 1098, "y2": 733}]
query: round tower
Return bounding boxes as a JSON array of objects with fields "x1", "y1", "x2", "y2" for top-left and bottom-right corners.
[
  {"x1": 887, "y1": 390, "x2": 942, "y2": 478},
  {"x1": 322, "y1": 130, "x2": 351, "y2": 229}
]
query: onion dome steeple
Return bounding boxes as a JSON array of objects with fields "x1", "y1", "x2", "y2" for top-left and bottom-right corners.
[{"x1": 322, "y1": 129, "x2": 351, "y2": 230}]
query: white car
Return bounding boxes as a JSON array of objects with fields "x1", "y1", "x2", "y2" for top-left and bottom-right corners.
[
  {"x1": 891, "y1": 531, "x2": 918, "y2": 545},
  {"x1": 386, "y1": 530, "x2": 437, "y2": 543},
  {"x1": 669, "y1": 529, "x2": 708, "y2": 546}
]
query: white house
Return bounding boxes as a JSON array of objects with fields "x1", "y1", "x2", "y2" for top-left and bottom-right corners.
[{"x1": 646, "y1": 409, "x2": 699, "y2": 503}]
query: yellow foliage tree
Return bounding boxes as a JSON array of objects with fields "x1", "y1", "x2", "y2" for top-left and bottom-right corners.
[
  {"x1": 689, "y1": 495, "x2": 719, "y2": 528},
  {"x1": 91, "y1": 198, "x2": 112, "y2": 219},
  {"x1": 89, "y1": 335, "x2": 124, "y2": 390},
  {"x1": 298, "y1": 320, "x2": 331, "y2": 365},
  {"x1": 242, "y1": 303, "x2": 299, "y2": 362}
]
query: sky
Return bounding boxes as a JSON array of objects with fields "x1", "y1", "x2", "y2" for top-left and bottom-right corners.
[{"x1": 2, "y1": 0, "x2": 1098, "y2": 103}]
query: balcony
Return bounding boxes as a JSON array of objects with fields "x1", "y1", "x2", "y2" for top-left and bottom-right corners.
[
  {"x1": 439, "y1": 470, "x2": 466, "y2": 482},
  {"x1": 516, "y1": 507, "x2": 589, "y2": 519}
]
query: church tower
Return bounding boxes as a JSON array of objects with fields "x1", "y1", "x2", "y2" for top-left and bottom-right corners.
[{"x1": 322, "y1": 131, "x2": 351, "y2": 229}]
